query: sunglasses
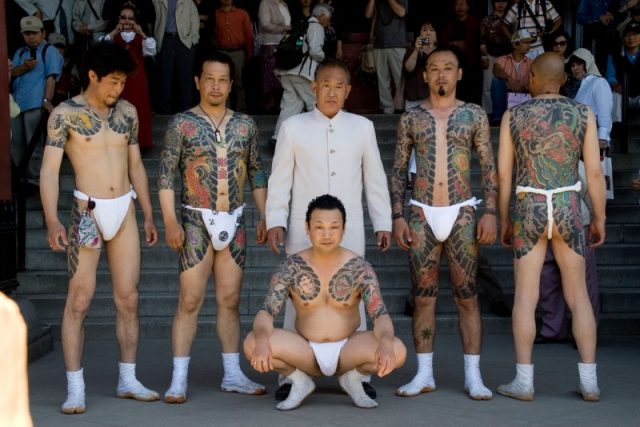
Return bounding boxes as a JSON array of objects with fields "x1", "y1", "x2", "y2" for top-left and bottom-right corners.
[
  {"x1": 119, "y1": 15, "x2": 135, "y2": 21},
  {"x1": 554, "y1": 40, "x2": 567, "y2": 46}
]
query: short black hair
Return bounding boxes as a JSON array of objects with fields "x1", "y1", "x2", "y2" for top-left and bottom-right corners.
[
  {"x1": 305, "y1": 194, "x2": 346, "y2": 225},
  {"x1": 195, "y1": 50, "x2": 235, "y2": 80},
  {"x1": 426, "y1": 46, "x2": 464, "y2": 70},
  {"x1": 82, "y1": 41, "x2": 135, "y2": 89},
  {"x1": 314, "y1": 58, "x2": 351, "y2": 84}
]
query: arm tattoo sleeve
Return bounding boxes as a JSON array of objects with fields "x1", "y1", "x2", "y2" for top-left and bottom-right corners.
[
  {"x1": 45, "y1": 107, "x2": 70, "y2": 149},
  {"x1": 127, "y1": 106, "x2": 139, "y2": 146},
  {"x1": 261, "y1": 258, "x2": 293, "y2": 318},
  {"x1": 158, "y1": 116, "x2": 183, "y2": 191},
  {"x1": 390, "y1": 113, "x2": 414, "y2": 214},
  {"x1": 247, "y1": 120, "x2": 267, "y2": 190},
  {"x1": 474, "y1": 110, "x2": 498, "y2": 205},
  {"x1": 357, "y1": 261, "x2": 389, "y2": 322}
]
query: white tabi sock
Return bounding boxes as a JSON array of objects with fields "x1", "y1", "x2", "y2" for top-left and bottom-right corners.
[
  {"x1": 117, "y1": 362, "x2": 159, "y2": 401},
  {"x1": 497, "y1": 363, "x2": 534, "y2": 401},
  {"x1": 220, "y1": 352, "x2": 266, "y2": 395},
  {"x1": 396, "y1": 352, "x2": 436, "y2": 397},
  {"x1": 463, "y1": 354, "x2": 492, "y2": 400},
  {"x1": 578, "y1": 362, "x2": 600, "y2": 401},
  {"x1": 276, "y1": 369, "x2": 316, "y2": 411},
  {"x1": 339, "y1": 369, "x2": 378, "y2": 408},
  {"x1": 61, "y1": 368, "x2": 86, "y2": 414},
  {"x1": 164, "y1": 356, "x2": 190, "y2": 403}
]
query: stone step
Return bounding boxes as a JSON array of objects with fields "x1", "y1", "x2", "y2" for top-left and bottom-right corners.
[
  {"x1": 33, "y1": 312, "x2": 640, "y2": 341},
  {"x1": 16, "y1": 264, "x2": 640, "y2": 295},
  {"x1": 23, "y1": 242, "x2": 640, "y2": 272},
  {"x1": 22, "y1": 287, "x2": 640, "y2": 320}
]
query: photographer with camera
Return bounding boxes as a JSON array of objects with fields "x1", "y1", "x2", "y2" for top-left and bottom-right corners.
[{"x1": 402, "y1": 22, "x2": 437, "y2": 110}]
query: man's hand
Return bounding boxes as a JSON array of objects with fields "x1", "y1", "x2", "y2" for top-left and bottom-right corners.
[
  {"x1": 393, "y1": 218, "x2": 412, "y2": 251},
  {"x1": 631, "y1": 178, "x2": 640, "y2": 191},
  {"x1": 589, "y1": 218, "x2": 606, "y2": 248},
  {"x1": 144, "y1": 218, "x2": 158, "y2": 246},
  {"x1": 600, "y1": 12, "x2": 613, "y2": 26},
  {"x1": 376, "y1": 230, "x2": 391, "y2": 252},
  {"x1": 47, "y1": 219, "x2": 68, "y2": 251},
  {"x1": 23, "y1": 59, "x2": 37, "y2": 71},
  {"x1": 164, "y1": 220, "x2": 185, "y2": 251},
  {"x1": 375, "y1": 338, "x2": 396, "y2": 377},
  {"x1": 476, "y1": 214, "x2": 497, "y2": 244},
  {"x1": 250, "y1": 338, "x2": 273, "y2": 373},
  {"x1": 267, "y1": 227, "x2": 285, "y2": 254},
  {"x1": 499, "y1": 218, "x2": 513, "y2": 249},
  {"x1": 256, "y1": 219, "x2": 267, "y2": 245},
  {"x1": 612, "y1": 83, "x2": 623, "y2": 93}
]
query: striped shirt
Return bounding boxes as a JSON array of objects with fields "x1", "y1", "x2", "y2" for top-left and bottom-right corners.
[{"x1": 503, "y1": 0, "x2": 560, "y2": 51}]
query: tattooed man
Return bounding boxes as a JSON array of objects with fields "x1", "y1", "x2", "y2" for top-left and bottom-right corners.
[
  {"x1": 158, "y1": 51, "x2": 268, "y2": 403},
  {"x1": 40, "y1": 42, "x2": 159, "y2": 414},
  {"x1": 391, "y1": 47, "x2": 498, "y2": 401},
  {"x1": 266, "y1": 59, "x2": 392, "y2": 400},
  {"x1": 244, "y1": 195, "x2": 406, "y2": 411},
  {"x1": 497, "y1": 53, "x2": 606, "y2": 402}
]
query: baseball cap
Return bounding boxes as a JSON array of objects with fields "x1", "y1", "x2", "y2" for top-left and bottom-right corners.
[
  {"x1": 511, "y1": 29, "x2": 536, "y2": 44},
  {"x1": 623, "y1": 21, "x2": 640, "y2": 35},
  {"x1": 20, "y1": 16, "x2": 44, "y2": 33},
  {"x1": 49, "y1": 33, "x2": 67, "y2": 46}
]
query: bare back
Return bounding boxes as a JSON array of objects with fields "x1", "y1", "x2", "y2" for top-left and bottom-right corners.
[
  {"x1": 261, "y1": 249, "x2": 389, "y2": 342},
  {"x1": 46, "y1": 95, "x2": 138, "y2": 198}
]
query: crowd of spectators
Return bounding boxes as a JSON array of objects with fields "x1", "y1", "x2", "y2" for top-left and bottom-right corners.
[{"x1": 6, "y1": 0, "x2": 640, "y2": 189}]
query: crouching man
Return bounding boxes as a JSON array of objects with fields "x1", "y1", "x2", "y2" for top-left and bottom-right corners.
[{"x1": 244, "y1": 195, "x2": 406, "y2": 410}]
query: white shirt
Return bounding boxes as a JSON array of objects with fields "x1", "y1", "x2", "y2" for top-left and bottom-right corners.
[
  {"x1": 266, "y1": 108, "x2": 392, "y2": 255},
  {"x1": 574, "y1": 74, "x2": 613, "y2": 142}
]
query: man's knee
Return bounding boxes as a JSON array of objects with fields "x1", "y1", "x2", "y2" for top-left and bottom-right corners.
[
  {"x1": 179, "y1": 289, "x2": 206, "y2": 314},
  {"x1": 114, "y1": 289, "x2": 139, "y2": 314},
  {"x1": 216, "y1": 286, "x2": 240, "y2": 312},
  {"x1": 454, "y1": 295, "x2": 479, "y2": 313},
  {"x1": 65, "y1": 284, "x2": 93, "y2": 318},
  {"x1": 414, "y1": 295, "x2": 437, "y2": 311}
]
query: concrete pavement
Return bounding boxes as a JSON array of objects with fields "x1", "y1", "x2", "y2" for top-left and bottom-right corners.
[{"x1": 28, "y1": 334, "x2": 640, "y2": 427}]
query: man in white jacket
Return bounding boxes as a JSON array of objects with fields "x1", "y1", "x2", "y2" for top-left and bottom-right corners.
[{"x1": 266, "y1": 58, "x2": 393, "y2": 400}]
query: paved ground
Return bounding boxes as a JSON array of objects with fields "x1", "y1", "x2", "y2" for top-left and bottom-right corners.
[{"x1": 28, "y1": 334, "x2": 640, "y2": 427}]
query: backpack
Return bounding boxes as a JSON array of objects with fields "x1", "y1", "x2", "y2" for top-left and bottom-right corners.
[{"x1": 275, "y1": 18, "x2": 310, "y2": 70}]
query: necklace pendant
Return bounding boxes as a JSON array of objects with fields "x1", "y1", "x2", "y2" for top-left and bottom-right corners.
[{"x1": 215, "y1": 130, "x2": 222, "y2": 144}]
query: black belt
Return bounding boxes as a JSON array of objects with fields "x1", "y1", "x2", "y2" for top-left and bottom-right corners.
[
  {"x1": 219, "y1": 47, "x2": 243, "y2": 52},
  {"x1": 165, "y1": 32, "x2": 179, "y2": 36}
]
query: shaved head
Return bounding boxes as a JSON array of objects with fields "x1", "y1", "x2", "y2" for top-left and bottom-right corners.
[{"x1": 529, "y1": 52, "x2": 567, "y2": 96}]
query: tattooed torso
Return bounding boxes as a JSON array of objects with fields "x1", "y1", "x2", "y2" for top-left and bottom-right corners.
[
  {"x1": 261, "y1": 252, "x2": 389, "y2": 342},
  {"x1": 158, "y1": 111, "x2": 267, "y2": 210},
  {"x1": 510, "y1": 97, "x2": 588, "y2": 258},
  {"x1": 45, "y1": 96, "x2": 138, "y2": 198},
  {"x1": 390, "y1": 103, "x2": 497, "y2": 212}
]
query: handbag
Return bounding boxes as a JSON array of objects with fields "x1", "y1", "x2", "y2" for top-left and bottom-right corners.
[
  {"x1": 507, "y1": 92, "x2": 531, "y2": 109},
  {"x1": 601, "y1": 151, "x2": 614, "y2": 200},
  {"x1": 360, "y1": 14, "x2": 376, "y2": 74}
]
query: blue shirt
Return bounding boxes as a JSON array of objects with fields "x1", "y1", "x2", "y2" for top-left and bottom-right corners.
[
  {"x1": 577, "y1": 0, "x2": 620, "y2": 25},
  {"x1": 605, "y1": 48, "x2": 639, "y2": 85},
  {"x1": 11, "y1": 41, "x2": 63, "y2": 111},
  {"x1": 166, "y1": 0, "x2": 178, "y2": 33}
]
